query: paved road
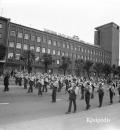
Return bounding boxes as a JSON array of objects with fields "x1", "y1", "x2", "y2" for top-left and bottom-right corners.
[{"x1": 0, "y1": 84, "x2": 120, "y2": 130}]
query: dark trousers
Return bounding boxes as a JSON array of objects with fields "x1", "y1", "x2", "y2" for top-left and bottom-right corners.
[
  {"x1": 28, "y1": 85, "x2": 33, "y2": 93},
  {"x1": 42, "y1": 84, "x2": 47, "y2": 92},
  {"x1": 52, "y1": 89, "x2": 57, "y2": 102},
  {"x1": 110, "y1": 92, "x2": 114, "y2": 104},
  {"x1": 85, "y1": 93, "x2": 90, "y2": 109},
  {"x1": 81, "y1": 90, "x2": 84, "y2": 99},
  {"x1": 4, "y1": 85, "x2": 9, "y2": 91},
  {"x1": 24, "y1": 83, "x2": 27, "y2": 89},
  {"x1": 99, "y1": 94, "x2": 103, "y2": 107},
  {"x1": 91, "y1": 92, "x2": 94, "y2": 99},
  {"x1": 58, "y1": 83, "x2": 62, "y2": 92},
  {"x1": 68, "y1": 99, "x2": 76, "y2": 112},
  {"x1": 38, "y1": 87, "x2": 42, "y2": 96}
]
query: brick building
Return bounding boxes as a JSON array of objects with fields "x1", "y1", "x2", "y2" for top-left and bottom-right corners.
[{"x1": 0, "y1": 16, "x2": 119, "y2": 73}]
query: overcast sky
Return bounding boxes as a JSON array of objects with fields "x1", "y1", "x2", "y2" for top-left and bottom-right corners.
[{"x1": 0, "y1": 0, "x2": 120, "y2": 43}]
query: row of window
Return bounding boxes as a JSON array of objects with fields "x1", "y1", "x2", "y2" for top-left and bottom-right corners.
[
  {"x1": 9, "y1": 30, "x2": 105, "y2": 57},
  {"x1": 7, "y1": 52, "x2": 60, "y2": 64},
  {"x1": 9, "y1": 41, "x2": 110, "y2": 59},
  {"x1": 7, "y1": 50, "x2": 111, "y2": 64}
]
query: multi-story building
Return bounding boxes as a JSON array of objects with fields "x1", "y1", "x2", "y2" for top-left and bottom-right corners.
[{"x1": 0, "y1": 16, "x2": 119, "y2": 73}]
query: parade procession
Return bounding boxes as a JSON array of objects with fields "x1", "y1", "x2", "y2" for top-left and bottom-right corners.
[{"x1": 2, "y1": 70, "x2": 120, "y2": 114}]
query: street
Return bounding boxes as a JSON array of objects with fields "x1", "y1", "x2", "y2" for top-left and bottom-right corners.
[{"x1": 0, "y1": 84, "x2": 120, "y2": 130}]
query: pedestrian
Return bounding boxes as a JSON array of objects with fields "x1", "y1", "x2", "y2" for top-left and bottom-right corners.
[
  {"x1": 109, "y1": 82, "x2": 115, "y2": 104},
  {"x1": 97, "y1": 83, "x2": 104, "y2": 107},
  {"x1": 4, "y1": 73, "x2": 10, "y2": 92},
  {"x1": 65, "y1": 83, "x2": 77, "y2": 114}
]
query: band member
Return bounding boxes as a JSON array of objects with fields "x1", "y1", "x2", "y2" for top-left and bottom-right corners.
[
  {"x1": 66, "y1": 83, "x2": 77, "y2": 114},
  {"x1": 109, "y1": 82, "x2": 115, "y2": 104},
  {"x1": 24, "y1": 75, "x2": 28, "y2": 89},
  {"x1": 28, "y1": 76, "x2": 34, "y2": 93},
  {"x1": 51, "y1": 79, "x2": 58, "y2": 102},
  {"x1": 36, "y1": 79, "x2": 42, "y2": 96},
  {"x1": 84, "y1": 81, "x2": 92, "y2": 110},
  {"x1": 80, "y1": 83, "x2": 84, "y2": 100},
  {"x1": 97, "y1": 83, "x2": 104, "y2": 107}
]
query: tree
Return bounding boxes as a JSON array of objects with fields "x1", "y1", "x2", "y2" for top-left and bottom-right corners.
[
  {"x1": 75, "y1": 59, "x2": 84, "y2": 77},
  {"x1": 41, "y1": 53, "x2": 53, "y2": 73},
  {"x1": 20, "y1": 50, "x2": 35, "y2": 73},
  {"x1": 116, "y1": 66, "x2": 120, "y2": 78},
  {"x1": 84, "y1": 60, "x2": 93, "y2": 79},
  {"x1": 102, "y1": 64, "x2": 111, "y2": 78},
  {"x1": 93, "y1": 62, "x2": 104, "y2": 78},
  {"x1": 111, "y1": 64, "x2": 118, "y2": 79},
  {"x1": 59, "y1": 56, "x2": 71, "y2": 75},
  {"x1": 0, "y1": 44, "x2": 6, "y2": 60}
]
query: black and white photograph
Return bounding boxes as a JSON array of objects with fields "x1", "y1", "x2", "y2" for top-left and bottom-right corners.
[{"x1": 0, "y1": 0, "x2": 120, "y2": 130}]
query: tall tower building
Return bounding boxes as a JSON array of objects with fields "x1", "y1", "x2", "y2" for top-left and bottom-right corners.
[{"x1": 94, "y1": 22, "x2": 120, "y2": 66}]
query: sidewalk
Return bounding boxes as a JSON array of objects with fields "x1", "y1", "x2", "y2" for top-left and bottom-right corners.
[{"x1": 0, "y1": 103, "x2": 120, "y2": 130}]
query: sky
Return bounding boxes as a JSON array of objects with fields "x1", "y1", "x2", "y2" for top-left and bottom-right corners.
[{"x1": 0, "y1": 0, "x2": 120, "y2": 44}]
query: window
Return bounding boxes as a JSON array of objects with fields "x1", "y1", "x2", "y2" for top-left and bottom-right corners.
[
  {"x1": 43, "y1": 37, "x2": 46, "y2": 43},
  {"x1": 53, "y1": 50, "x2": 56, "y2": 55},
  {"x1": 56, "y1": 60, "x2": 60, "y2": 65},
  {"x1": 63, "y1": 43, "x2": 66, "y2": 48},
  {"x1": 31, "y1": 35, "x2": 35, "y2": 41},
  {"x1": 58, "y1": 42, "x2": 60, "y2": 47},
  {"x1": 15, "y1": 54, "x2": 20, "y2": 60},
  {"x1": 24, "y1": 34, "x2": 29, "y2": 40},
  {"x1": 57, "y1": 50, "x2": 60, "y2": 56},
  {"x1": 23, "y1": 44, "x2": 28, "y2": 50},
  {"x1": 30, "y1": 46, "x2": 35, "y2": 50},
  {"x1": 78, "y1": 46, "x2": 81, "y2": 51},
  {"x1": 53, "y1": 41, "x2": 57, "y2": 46},
  {"x1": 48, "y1": 39, "x2": 52, "y2": 45},
  {"x1": 9, "y1": 42, "x2": 14, "y2": 48},
  {"x1": 81, "y1": 48, "x2": 83, "y2": 52},
  {"x1": 10, "y1": 31, "x2": 15, "y2": 36},
  {"x1": 42, "y1": 48, "x2": 46, "y2": 53},
  {"x1": 71, "y1": 45, "x2": 73, "y2": 50},
  {"x1": 18, "y1": 32, "x2": 23, "y2": 38},
  {"x1": 62, "y1": 52, "x2": 65, "y2": 56},
  {"x1": 74, "y1": 54, "x2": 76, "y2": 58},
  {"x1": 78, "y1": 55, "x2": 80, "y2": 59},
  {"x1": 8, "y1": 53, "x2": 13, "y2": 59},
  {"x1": 47, "y1": 49, "x2": 51, "y2": 54},
  {"x1": 74, "y1": 47, "x2": 77, "y2": 51},
  {"x1": 16, "y1": 43, "x2": 21, "y2": 49},
  {"x1": 0, "y1": 33, "x2": 2, "y2": 38},
  {"x1": 36, "y1": 47, "x2": 40, "y2": 52},
  {"x1": 37, "y1": 37, "x2": 41, "y2": 42},
  {"x1": 67, "y1": 43, "x2": 69, "y2": 49},
  {"x1": 0, "y1": 23, "x2": 2, "y2": 28}
]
